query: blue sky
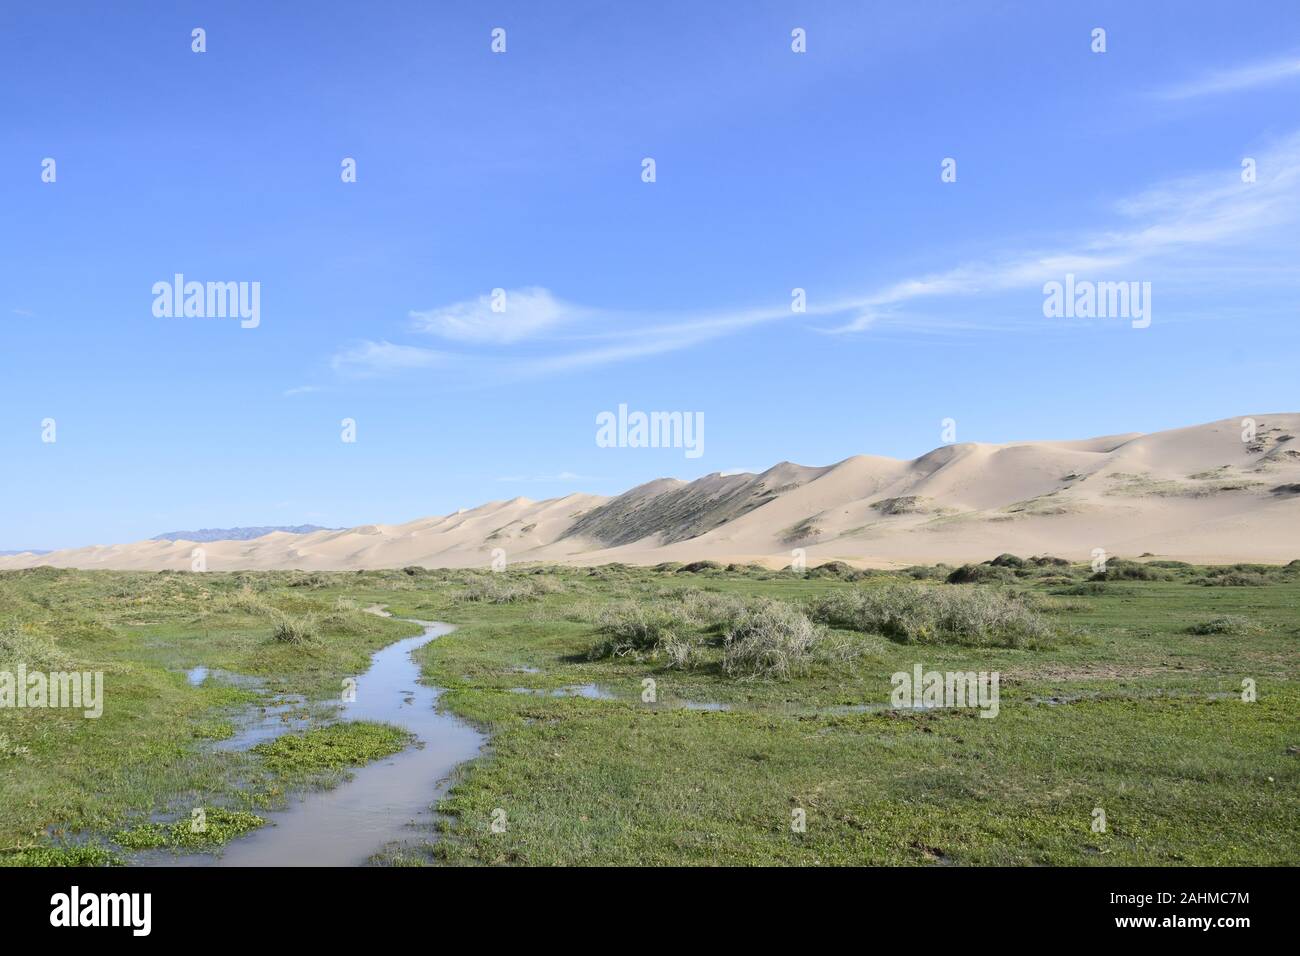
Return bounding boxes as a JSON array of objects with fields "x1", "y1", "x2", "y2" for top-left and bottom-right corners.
[{"x1": 2, "y1": 1, "x2": 1298, "y2": 549}]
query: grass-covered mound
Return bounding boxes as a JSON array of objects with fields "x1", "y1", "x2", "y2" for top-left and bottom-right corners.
[{"x1": 808, "y1": 583, "x2": 1059, "y2": 648}]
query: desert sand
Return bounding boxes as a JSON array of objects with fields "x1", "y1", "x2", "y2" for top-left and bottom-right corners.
[{"x1": 4, "y1": 414, "x2": 1297, "y2": 571}]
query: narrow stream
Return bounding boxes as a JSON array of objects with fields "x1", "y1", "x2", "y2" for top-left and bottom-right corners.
[{"x1": 160, "y1": 620, "x2": 484, "y2": 866}]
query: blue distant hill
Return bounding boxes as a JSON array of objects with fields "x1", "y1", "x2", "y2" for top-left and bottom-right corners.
[
  {"x1": 0, "y1": 549, "x2": 51, "y2": 556},
  {"x1": 151, "y1": 525, "x2": 338, "y2": 543}
]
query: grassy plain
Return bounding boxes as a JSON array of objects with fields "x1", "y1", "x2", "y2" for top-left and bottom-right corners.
[{"x1": 1, "y1": 559, "x2": 1296, "y2": 865}]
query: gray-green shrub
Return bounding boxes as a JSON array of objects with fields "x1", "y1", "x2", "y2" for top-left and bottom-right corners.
[
  {"x1": 808, "y1": 583, "x2": 1055, "y2": 648},
  {"x1": 722, "y1": 601, "x2": 820, "y2": 681}
]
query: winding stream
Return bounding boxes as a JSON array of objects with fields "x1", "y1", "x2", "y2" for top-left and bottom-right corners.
[{"x1": 160, "y1": 620, "x2": 484, "y2": 867}]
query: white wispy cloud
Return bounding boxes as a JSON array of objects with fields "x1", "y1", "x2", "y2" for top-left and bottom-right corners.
[
  {"x1": 330, "y1": 340, "x2": 456, "y2": 376},
  {"x1": 824, "y1": 131, "x2": 1300, "y2": 333},
  {"x1": 1154, "y1": 53, "x2": 1300, "y2": 100},
  {"x1": 330, "y1": 131, "x2": 1300, "y2": 372},
  {"x1": 283, "y1": 384, "x2": 321, "y2": 397},
  {"x1": 409, "y1": 286, "x2": 579, "y2": 344},
  {"x1": 332, "y1": 299, "x2": 795, "y2": 379}
]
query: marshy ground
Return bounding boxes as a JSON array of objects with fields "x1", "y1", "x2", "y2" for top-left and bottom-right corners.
[{"x1": 1, "y1": 557, "x2": 1297, "y2": 866}]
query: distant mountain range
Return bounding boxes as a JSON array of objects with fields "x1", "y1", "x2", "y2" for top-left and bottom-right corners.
[
  {"x1": 0, "y1": 549, "x2": 50, "y2": 557},
  {"x1": 4, "y1": 415, "x2": 1298, "y2": 571},
  {"x1": 150, "y1": 525, "x2": 338, "y2": 543}
]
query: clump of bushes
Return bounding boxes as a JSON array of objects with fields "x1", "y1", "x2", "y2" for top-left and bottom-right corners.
[
  {"x1": 903, "y1": 564, "x2": 951, "y2": 580},
  {"x1": 588, "y1": 590, "x2": 747, "y2": 663},
  {"x1": 1191, "y1": 564, "x2": 1294, "y2": 587},
  {"x1": 590, "y1": 601, "x2": 696, "y2": 660},
  {"x1": 677, "y1": 560, "x2": 723, "y2": 574},
  {"x1": 1186, "y1": 615, "x2": 1256, "y2": 635},
  {"x1": 271, "y1": 613, "x2": 320, "y2": 646},
  {"x1": 456, "y1": 575, "x2": 540, "y2": 603},
  {"x1": 1194, "y1": 572, "x2": 1268, "y2": 587},
  {"x1": 287, "y1": 572, "x2": 330, "y2": 589},
  {"x1": 588, "y1": 592, "x2": 847, "y2": 679},
  {"x1": 1090, "y1": 560, "x2": 1168, "y2": 581},
  {"x1": 211, "y1": 587, "x2": 276, "y2": 617},
  {"x1": 805, "y1": 560, "x2": 861, "y2": 580},
  {"x1": 0, "y1": 622, "x2": 72, "y2": 668},
  {"x1": 318, "y1": 605, "x2": 386, "y2": 637},
  {"x1": 722, "y1": 601, "x2": 822, "y2": 681},
  {"x1": 946, "y1": 563, "x2": 1012, "y2": 584},
  {"x1": 808, "y1": 583, "x2": 1056, "y2": 648}
]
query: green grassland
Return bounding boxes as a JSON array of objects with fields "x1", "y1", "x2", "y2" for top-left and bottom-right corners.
[{"x1": 1, "y1": 558, "x2": 1297, "y2": 866}]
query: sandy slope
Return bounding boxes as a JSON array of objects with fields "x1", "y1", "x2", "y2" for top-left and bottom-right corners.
[{"x1": 4, "y1": 415, "x2": 1298, "y2": 571}]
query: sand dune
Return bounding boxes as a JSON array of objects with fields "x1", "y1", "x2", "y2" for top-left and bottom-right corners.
[{"x1": 4, "y1": 415, "x2": 1297, "y2": 571}]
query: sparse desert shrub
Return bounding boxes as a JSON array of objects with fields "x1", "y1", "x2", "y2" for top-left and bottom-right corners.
[
  {"x1": 806, "y1": 560, "x2": 858, "y2": 580},
  {"x1": 589, "y1": 591, "x2": 779, "y2": 667},
  {"x1": 589, "y1": 602, "x2": 695, "y2": 659},
  {"x1": 672, "y1": 589, "x2": 747, "y2": 628},
  {"x1": 211, "y1": 588, "x2": 276, "y2": 617},
  {"x1": 1090, "y1": 560, "x2": 1167, "y2": 581},
  {"x1": 903, "y1": 564, "x2": 949, "y2": 580},
  {"x1": 271, "y1": 613, "x2": 320, "y2": 646},
  {"x1": 946, "y1": 564, "x2": 1012, "y2": 584},
  {"x1": 528, "y1": 575, "x2": 566, "y2": 595},
  {"x1": 1195, "y1": 573, "x2": 1268, "y2": 587},
  {"x1": 287, "y1": 572, "x2": 329, "y2": 589},
  {"x1": 808, "y1": 583, "x2": 1056, "y2": 648},
  {"x1": 988, "y1": 553, "x2": 1025, "y2": 568},
  {"x1": 0, "y1": 622, "x2": 71, "y2": 668},
  {"x1": 661, "y1": 638, "x2": 695, "y2": 669},
  {"x1": 677, "y1": 560, "x2": 723, "y2": 574},
  {"x1": 722, "y1": 601, "x2": 820, "y2": 681},
  {"x1": 1186, "y1": 615, "x2": 1256, "y2": 635},
  {"x1": 871, "y1": 495, "x2": 931, "y2": 516},
  {"x1": 318, "y1": 608, "x2": 384, "y2": 637},
  {"x1": 781, "y1": 517, "x2": 821, "y2": 544},
  {"x1": 457, "y1": 576, "x2": 537, "y2": 603},
  {"x1": 1029, "y1": 555, "x2": 1070, "y2": 567}
]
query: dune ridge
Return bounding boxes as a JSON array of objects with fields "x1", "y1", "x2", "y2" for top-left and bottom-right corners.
[{"x1": 4, "y1": 415, "x2": 1298, "y2": 571}]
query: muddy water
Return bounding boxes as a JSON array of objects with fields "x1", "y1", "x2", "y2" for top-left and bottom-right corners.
[{"x1": 163, "y1": 621, "x2": 484, "y2": 867}]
